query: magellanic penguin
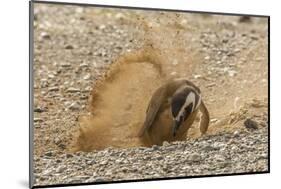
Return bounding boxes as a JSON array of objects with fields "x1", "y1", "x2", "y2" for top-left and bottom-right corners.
[{"x1": 138, "y1": 78, "x2": 210, "y2": 146}]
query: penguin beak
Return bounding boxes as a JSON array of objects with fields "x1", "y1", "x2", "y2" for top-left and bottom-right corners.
[{"x1": 172, "y1": 120, "x2": 181, "y2": 137}]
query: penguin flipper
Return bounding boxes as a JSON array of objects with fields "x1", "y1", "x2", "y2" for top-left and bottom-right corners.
[{"x1": 138, "y1": 86, "x2": 166, "y2": 137}]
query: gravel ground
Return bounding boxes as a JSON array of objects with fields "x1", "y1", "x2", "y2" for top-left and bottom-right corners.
[
  {"x1": 34, "y1": 126, "x2": 268, "y2": 186},
  {"x1": 32, "y1": 3, "x2": 269, "y2": 187}
]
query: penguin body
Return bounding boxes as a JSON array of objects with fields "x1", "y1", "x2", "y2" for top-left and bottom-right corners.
[{"x1": 139, "y1": 78, "x2": 209, "y2": 146}]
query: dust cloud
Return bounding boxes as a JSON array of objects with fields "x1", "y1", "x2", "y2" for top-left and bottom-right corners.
[{"x1": 73, "y1": 12, "x2": 203, "y2": 151}]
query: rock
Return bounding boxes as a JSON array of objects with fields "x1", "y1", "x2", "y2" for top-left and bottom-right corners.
[
  {"x1": 79, "y1": 63, "x2": 89, "y2": 68},
  {"x1": 170, "y1": 71, "x2": 177, "y2": 76},
  {"x1": 66, "y1": 154, "x2": 74, "y2": 158},
  {"x1": 48, "y1": 86, "x2": 59, "y2": 92},
  {"x1": 34, "y1": 107, "x2": 46, "y2": 113},
  {"x1": 204, "y1": 56, "x2": 210, "y2": 60},
  {"x1": 65, "y1": 45, "x2": 74, "y2": 49},
  {"x1": 189, "y1": 153, "x2": 201, "y2": 162},
  {"x1": 210, "y1": 118, "x2": 218, "y2": 123},
  {"x1": 40, "y1": 32, "x2": 51, "y2": 40},
  {"x1": 83, "y1": 74, "x2": 91, "y2": 80},
  {"x1": 68, "y1": 102, "x2": 80, "y2": 111},
  {"x1": 61, "y1": 63, "x2": 71, "y2": 67},
  {"x1": 66, "y1": 87, "x2": 80, "y2": 93},
  {"x1": 228, "y1": 70, "x2": 237, "y2": 77},
  {"x1": 193, "y1": 74, "x2": 202, "y2": 79},
  {"x1": 206, "y1": 83, "x2": 216, "y2": 88},
  {"x1": 244, "y1": 118, "x2": 259, "y2": 130},
  {"x1": 233, "y1": 130, "x2": 240, "y2": 137},
  {"x1": 44, "y1": 151, "x2": 53, "y2": 157},
  {"x1": 54, "y1": 138, "x2": 62, "y2": 145},
  {"x1": 56, "y1": 166, "x2": 67, "y2": 173},
  {"x1": 34, "y1": 117, "x2": 43, "y2": 122},
  {"x1": 239, "y1": 16, "x2": 252, "y2": 23},
  {"x1": 162, "y1": 141, "x2": 170, "y2": 146},
  {"x1": 48, "y1": 74, "x2": 55, "y2": 79},
  {"x1": 152, "y1": 145, "x2": 159, "y2": 150},
  {"x1": 156, "y1": 156, "x2": 164, "y2": 160}
]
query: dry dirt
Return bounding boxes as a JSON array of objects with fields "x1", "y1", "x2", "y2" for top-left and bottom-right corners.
[{"x1": 32, "y1": 2, "x2": 268, "y2": 186}]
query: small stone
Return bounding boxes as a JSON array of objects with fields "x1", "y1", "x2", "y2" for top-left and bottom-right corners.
[
  {"x1": 54, "y1": 138, "x2": 61, "y2": 145},
  {"x1": 228, "y1": 70, "x2": 237, "y2": 77},
  {"x1": 44, "y1": 151, "x2": 53, "y2": 157},
  {"x1": 222, "y1": 39, "x2": 228, "y2": 43},
  {"x1": 204, "y1": 56, "x2": 210, "y2": 60},
  {"x1": 156, "y1": 156, "x2": 164, "y2": 160},
  {"x1": 189, "y1": 153, "x2": 201, "y2": 162},
  {"x1": 68, "y1": 102, "x2": 80, "y2": 111},
  {"x1": 79, "y1": 63, "x2": 89, "y2": 68},
  {"x1": 99, "y1": 25, "x2": 106, "y2": 30},
  {"x1": 210, "y1": 118, "x2": 218, "y2": 123},
  {"x1": 67, "y1": 87, "x2": 80, "y2": 93},
  {"x1": 34, "y1": 107, "x2": 46, "y2": 113},
  {"x1": 48, "y1": 74, "x2": 55, "y2": 79},
  {"x1": 163, "y1": 141, "x2": 170, "y2": 146},
  {"x1": 56, "y1": 166, "x2": 67, "y2": 173},
  {"x1": 233, "y1": 130, "x2": 240, "y2": 137},
  {"x1": 193, "y1": 74, "x2": 202, "y2": 79},
  {"x1": 61, "y1": 63, "x2": 71, "y2": 67},
  {"x1": 48, "y1": 86, "x2": 59, "y2": 92},
  {"x1": 244, "y1": 118, "x2": 258, "y2": 130},
  {"x1": 83, "y1": 86, "x2": 91, "y2": 92},
  {"x1": 206, "y1": 83, "x2": 216, "y2": 88},
  {"x1": 170, "y1": 71, "x2": 177, "y2": 76},
  {"x1": 34, "y1": 117, "x2": 43, "y2": 122},
  {"x1": 258, "y1": 153, "x2": 268, "y2": 159},
  {"x1": 40, "y1": 32, "x2": 51, "y2": 40},
  {"x1": 65, "y1": 45, "x2": 74, "y2": 49},
  {"x1": 250, "y1": 35, "x2": 259, "y2": 40},
  {"x1": 152, "y1": 145, "x2": 159, "y2": 150},
  {"x1": 83, "y1": 74, "x2": 91, "y2": 80},
  {"x1": 239, "y1": 16, "x2": 252, "y2": 23},
  {"x1": 66, "y1": 153, "x2": 74, "y2": 158}
]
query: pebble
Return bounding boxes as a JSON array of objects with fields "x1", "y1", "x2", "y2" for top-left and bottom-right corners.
[
  {"x1": 228, "y1": 70, "x2": 237, "y2": 77},
  {"x1": 68, "y1": 102, "x2": 80, "y2": 111},
  {"x1": 40, "y1": 32, "x2": 51, "y2": 40},
  {"x1": 61, "y1": 63, "x2": 71, "y2": 67},
  {"x1": 48, "y1": 86, "x2": 59, "y2": 92},
  {"x1": 44, "y1": 151, "x2": 53, "y2": 157},
  {"x1": 65, "y1": 45, "x2": 74, "y2": 49},
  {"x1": 204, "y1": 56, "x2": 210, "y2": 60},
  {"x1": 193, "y1": 74, "x2": 202, "y2": 79},
  {"x1": 83, "y1": 74, "x2": 91, "y2": 80},
  {"x1": 66, "y1": 87, "x2": 80, "y2": 93},
  {"x1": 189, "y1": 153, "x2": 201, "y2": 162},
  {"x1": 34, "y1": 107, "x2": 46, "y2": 113},
  {"x1": 244, "y1": 118, "x2": 259, "y2": 130},
  {"x1": 34, "y1": 117, "x2": 43, "y2": 122},
  {"x1": 56, "y1": 166, "x2": 67, "y2": 173},
  {"x1": 233, "y1": 130, "x2": 240, "y2": 137}
]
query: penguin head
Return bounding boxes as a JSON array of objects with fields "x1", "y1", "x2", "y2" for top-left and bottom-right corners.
[{"x1": 171, "y1": 86, "x2": 201, "y2": 137}]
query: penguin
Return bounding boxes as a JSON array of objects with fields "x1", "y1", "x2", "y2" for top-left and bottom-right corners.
[{"x1": 139, "y1": 78, "x2": 210, "y2": 146}]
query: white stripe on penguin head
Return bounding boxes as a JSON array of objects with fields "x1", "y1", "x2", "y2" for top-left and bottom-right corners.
[{"x1": 176, "y1": 91, "x2": 196, "y2": 122}]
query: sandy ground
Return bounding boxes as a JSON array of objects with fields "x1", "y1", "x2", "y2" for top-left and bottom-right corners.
[{"x1": 32, "y1": 3, "x2": 268, "y2": 186}]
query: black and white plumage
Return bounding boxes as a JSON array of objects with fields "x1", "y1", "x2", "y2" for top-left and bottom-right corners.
[
  {"x1": 171, "y1": 85, "x2": 201, "y2": 136},
  {"x1": 139, "y1": 78, "x2": 209, "y2": 146}
]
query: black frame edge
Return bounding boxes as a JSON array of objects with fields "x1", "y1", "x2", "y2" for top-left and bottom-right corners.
[{"x1": 32, "y1": 0, "x2": 269, "y2": 18}]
